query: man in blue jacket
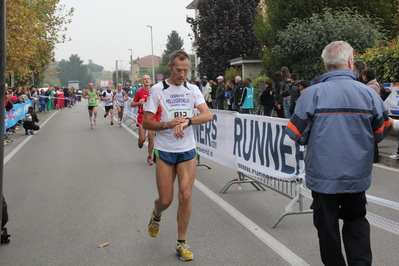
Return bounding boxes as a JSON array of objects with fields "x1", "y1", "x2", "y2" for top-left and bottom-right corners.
[{"x1": 286, "y1": 41, "x2": 391, "y2": 266}]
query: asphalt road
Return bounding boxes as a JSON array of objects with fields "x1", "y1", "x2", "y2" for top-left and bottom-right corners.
[{"x1": 1, "y1": 101, "x2": 398, "y2": 265}]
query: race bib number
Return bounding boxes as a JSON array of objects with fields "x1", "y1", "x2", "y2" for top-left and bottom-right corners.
[
  {"x1": 167, "y1": 108, "x2": 193, "y2": 121},
  {"x1": 143, "y1": 102, "x2": 147, "y2": 111},
  {"x1": 89, "y1": 98, "x2": 95, "y2": 103}
]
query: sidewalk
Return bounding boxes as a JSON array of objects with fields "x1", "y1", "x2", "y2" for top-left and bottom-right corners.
[{"x1": 378, "y1": 131, "x2": 399, "y2": 168}]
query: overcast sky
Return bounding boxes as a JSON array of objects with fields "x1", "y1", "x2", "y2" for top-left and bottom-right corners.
[{"x1": 55, "y1": 0, "x2": 196, "y2": 71}]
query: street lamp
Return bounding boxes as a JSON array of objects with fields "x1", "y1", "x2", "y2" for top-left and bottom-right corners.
[
  {"x1": 129, "y1": 49, "x2": 134, "y2": 86},
  {"x1": 147, "y1": 25, "x2": 155, "y2": 82},
  {"x1": 119, "y1": 60, "x2": 123, "y2": 86}
]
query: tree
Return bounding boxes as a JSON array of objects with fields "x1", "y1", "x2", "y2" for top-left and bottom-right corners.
[
  {"x1": 156, "y1": 30, "x2": 185, "y2": 79},
  {"x1": 87, "y1": 60, "x2": 104, "y2": 82},
  {"x1": 257, "y1": 0, "x2": 399, "y2": 49},
  {"x1": 273, "y1": 9, "x2": 387, "y2": 80},
  {"x1": 87, "y1": 61, "x2": 104, "y2": 73},
  {"x1": 6, "y1": 0, "x2": 42, "y2": 84},
  {"x1": 190, "y1": 0, "x2": 261, "y2": 80},
  {"x1": 162, "y1": 30, "x2": 184, "y2": 64},
  {"x1": 100, "y1": 70, "x2": 112, "y2": 81},
  {"x1": 356, "y1": 37, "x2": 399, "y2": 82},
  {"x1": 6, "y1": 0, "x2": 73, "y2": 85},
  {"x1": 58, "y1": 54, "x2": 94, "y2": 89},
  {"x1": 254, "y1": 0, "x2": 399, "y2": 78}
]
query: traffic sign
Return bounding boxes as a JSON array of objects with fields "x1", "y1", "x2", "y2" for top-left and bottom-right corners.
[{"x1": 156, "y1": 73, "x2": 164, "y2": 81}]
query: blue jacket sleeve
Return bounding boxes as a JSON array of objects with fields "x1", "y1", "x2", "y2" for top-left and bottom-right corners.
[{"x1": 285, "y1": 90, "x2": 314, "y2": 145}]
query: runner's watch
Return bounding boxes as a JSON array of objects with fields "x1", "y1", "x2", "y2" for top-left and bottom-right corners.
[{"x1": 186, "y1": 117, "x2": 192, "y2": 126}]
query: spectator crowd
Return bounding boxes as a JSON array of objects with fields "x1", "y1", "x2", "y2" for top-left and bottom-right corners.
[{"x1": 4, "y1": 84, "x2": 79, "y2": 143}]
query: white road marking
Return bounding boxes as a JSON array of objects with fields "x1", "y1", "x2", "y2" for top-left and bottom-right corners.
[
  {"x1": 4, "y1": 111, "x2": 58, "y2": 165},
  {"x1": 373, "y1": 163, "x2": 399, "y2": 173},
  {"x1": 194, "y1": 179, "x2": 310, "y2": 266}
]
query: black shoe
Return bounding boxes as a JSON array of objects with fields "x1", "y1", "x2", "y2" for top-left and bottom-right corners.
[
  {"x1": 1, "y1": 227, "x2": 10, "y2": 244},
  {"x1": 29, "y1": 130, "x2": 35, "y2": 135},
  {"x1": 25, "y1": 131, "x2": 29, "y2": 135}
]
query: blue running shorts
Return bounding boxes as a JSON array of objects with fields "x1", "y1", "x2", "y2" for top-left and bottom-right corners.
[{"x1": 154, "y1": 148, "x2": 197, "y2": 165}]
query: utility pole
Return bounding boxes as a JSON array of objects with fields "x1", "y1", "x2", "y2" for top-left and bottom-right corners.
[
  {"x1": 147, "y1": 25, "x2": 155, "y2": 82},
  {"x1": 129, "y1": 49, "x2": 134, "y2": 86},
  {"x1": 120, "y1": 60, "x2": 123, "y2": 86},
  {"x1": 0, "y1": 0, "x2": 6, "y2": 230},
  {"x1": 115, "y1": 60, "x2": 118, "y2": 85}
]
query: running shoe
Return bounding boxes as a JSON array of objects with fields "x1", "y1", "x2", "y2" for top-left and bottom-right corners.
[
  {"x1": 29, "y1": 130, "x2": 35, "y2": 135},
  {"x1": 176, "y1": 241, "x2": 194, "y2": 261},
  {"x1": 138, "y1": 141, "x2": 144, "y2": 149},
  {"x1": 389, "y1": 153, "x2": 399, "y2": 159},
  {"x1": 110, "y1": 121, "x2": 114, "y2": 125},
  {"x1": 91, "y1": 123, "x2": 94, "y2": 129},
  {"x1": 94, "y1": 119, "x2": 97, "y2": 125},
  {"x1": 25, "y1": 131, "x2": 29, "y2": 135},
  {"x1": 148, "y1": 208, "x2": 162, "y2": 238},
  {"x1": 104, "y1": 114, "x2": 107, "y2": 118},
  {"x1": 147, "y1": 157, "x2": 154, "y2": 166}
]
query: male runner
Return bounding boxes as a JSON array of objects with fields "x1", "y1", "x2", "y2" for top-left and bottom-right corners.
[
  {"x1": 131, "y1": 75, "x2": 155, "y2": 165},
  {"x1": 143, "y1": 50, "x2": 213, "y2": 261},
  {"x1": 113, "y1": 83, "x2": 128, "y2": 127},
  {"x1": 101, "y1": 85, "x2": 114, "y2": 125},
  {"x1": 82, "y1": 83, "x2": 98, "y2": 129}
]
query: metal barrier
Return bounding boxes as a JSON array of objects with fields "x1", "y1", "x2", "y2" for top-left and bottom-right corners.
[
  {"x1": 122, "y1": 114, "x2": 137, "y2": 128},
  {"x1": 196, "y1": 155, "x2": 211, "y2": 169},
  {"x1": 124, "y1": 98, "x2": 138, "y2": 129},
  {"x1": 222, "y1": 173, "x2": 399, "y2": 234},
  {"x1": 298, "y1": 186, "x2": 399, "y2": 236},
  {"x1": 220, "y1": 172, "x2": 312, "y2": 228}
]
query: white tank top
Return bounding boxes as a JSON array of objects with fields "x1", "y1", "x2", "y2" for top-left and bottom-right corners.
[
  {"x1": 114, "y1": 90, "x2": 125, "y2": 105},
  {"x1": 103, "y1": 91, "x2": 113, "y2": 106}
]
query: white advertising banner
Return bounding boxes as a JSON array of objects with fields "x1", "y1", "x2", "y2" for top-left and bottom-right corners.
[
  {"x1": 124, "y1": 98, "x2": 138, "y2": 122},
  {"x1": 384, "y1": 83, "x2": 399, "y2": 116},
  {"x1": 194, "y1": 110, "x2": 305, "y2": 181}
]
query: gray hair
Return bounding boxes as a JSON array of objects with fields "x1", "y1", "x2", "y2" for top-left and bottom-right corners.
[
  {"x1": 321, "y1": 41, "x2": 353, "y2": 70},
  {"x1": 235, "y1": 76, "x2": 242, "y2": 81},
  {"x1": 169, "y1": 50, "x2": 190, "y2": 65}
]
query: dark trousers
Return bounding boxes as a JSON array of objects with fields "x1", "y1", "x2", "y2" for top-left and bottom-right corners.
[
  {"x1": 263, "y1": 105, "x2": 273, "y2": 117},
  {"x1": 216, "y1": 98, "x2": 224, "y2": 110},
  {"x1": 311, "y1": 191, "x2": 372, "y2": 266},
  {"x1": 396, "y1": 134, "x2": 399, "y2": 153},
  {"x1": 275, "y1": 107, "x2": 285, "y2": 118},
  {"x1": 23, "y1": 124, "x2": 40, "y2": 132},
  {"x1": 289, "y1": 101, "x2": 296, "y2": 117},
  {"x1": 373, "y1": 143, "x2": 379, "y2": 163}
]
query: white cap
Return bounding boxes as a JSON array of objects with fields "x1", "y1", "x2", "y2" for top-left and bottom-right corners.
[{"x1": 217, "y1": 76, "x2": 223, "y2": 80}]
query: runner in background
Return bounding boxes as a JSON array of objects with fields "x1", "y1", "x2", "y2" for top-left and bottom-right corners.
[
  {"x1": 131, "y1": 75, "x2": 155, "y2": 165},
  {"x1": 113, "y1": 83, "x2": 128, "y2": 127},
  {"x1": 101, "y1": 85, "x2": 114, "y2": 125},
  {"x1": 82, "y1": 83, "x2": 99, "y2": 129}
]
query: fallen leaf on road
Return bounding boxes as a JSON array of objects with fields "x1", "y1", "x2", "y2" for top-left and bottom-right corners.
[{"x1": 97, "y1": 242, "x2": 109, "y2": 248}]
